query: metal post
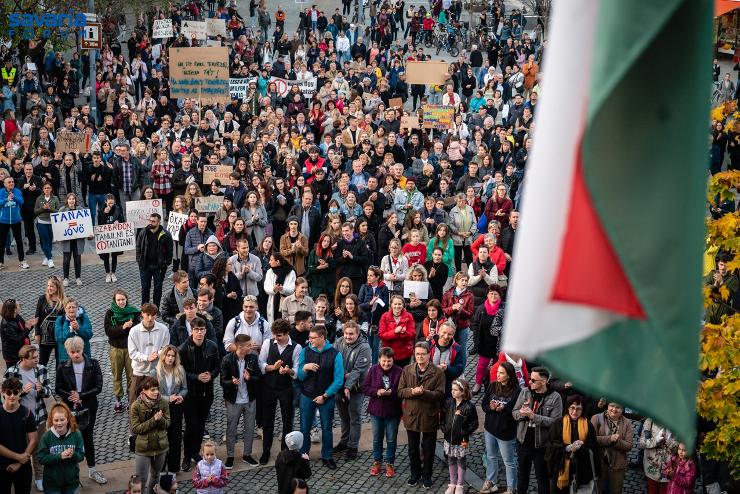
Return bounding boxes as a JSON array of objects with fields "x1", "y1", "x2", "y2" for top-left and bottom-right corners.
[{"x1": 87, "y1": 0, "x2": 97, "y2": 124}]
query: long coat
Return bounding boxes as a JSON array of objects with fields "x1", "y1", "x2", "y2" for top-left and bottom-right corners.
[{"x1": 397, "y1": 362, "x2": 445, "y2": 433}]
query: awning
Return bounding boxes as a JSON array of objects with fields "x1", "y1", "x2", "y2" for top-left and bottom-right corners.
[{"x1": 716, "y1": 0, "x2": 740, "y2": 17}]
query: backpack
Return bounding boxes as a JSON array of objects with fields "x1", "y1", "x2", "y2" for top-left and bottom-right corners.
[{"x1": 232, "y1": 315, "x2": 266, "y2": 337}]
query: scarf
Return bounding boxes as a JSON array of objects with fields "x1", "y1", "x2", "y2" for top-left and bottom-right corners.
[
  {"x1": 484, "y1": 298, "x2": 501, "y2": 316},
  {"x1": 272, "y1": 262, "x2": 293, "y2": 285},
  {"x1": 109, "y1": 301, "x2": 140, "y2": 326},
  {"x1": 139, "y1": 392, "x2": 159, "y2": 409},
  {"x1": 558, "y1": 417, "x2": 589, "y2": 489}
]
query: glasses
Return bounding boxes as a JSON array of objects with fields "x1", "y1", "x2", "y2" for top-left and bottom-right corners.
[
  {"x1": 191, "y1": 327, "x2": 206, "y2": 333},
  {"x1": 530, "y1": 378, "x2": 546, "y2": 383},
  {"x1": 3, "y1": 389, "x2": 20, "y2": 396}
]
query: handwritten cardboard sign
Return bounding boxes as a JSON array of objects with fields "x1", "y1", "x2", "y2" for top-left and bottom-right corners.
[
  {"x1": 405, "y1": 61, "x2": 449, "y2": 85},
  {"x1": 94, "y1": 222, "x2": 136, "y2": 254},
  {"x1": 152, "y1": 19, "x2": 173, "y2": 38},
  {"x1": 389, "y1": 97, "x2": 403, "y2": 109},
  {"x1": 169, "y1": 47, "x2": 230, "y2": 105},
  {"x1": 206, "y1": 18, "x2": 226, "y2": 37},
  {"x1": 125, "y1": 199, "x2": 164, "y2": 229},
  {"x1": 51, "y1": 208, "x2": 93, "y2": 241},
  {"x1": 166, "y1": 212, "x2": 188, "y2": 237},
  {"x1": 181, "y1": 20, "x2": 207, "y2": 39},
  {"x1": 56, "y1": 132, "x2": 89, "y2": 154},
  {"x1": 195, "y1": 195, "x2": 223, "y2": 213},
  {"x1": 422, "y1": 105, "x2": 455, "y2": 130},
  {"x1": 401, "y1": 115, "x2": 420, "y2": 129},
  {"x1": 202, "y1": 164, "x2": 234, "y2": 184}
]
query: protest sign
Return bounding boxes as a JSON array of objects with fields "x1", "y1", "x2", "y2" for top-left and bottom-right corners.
[
  {"x1": 400, "y1": 115, "x2": 420, "y2": 129},
  {"x1": 195, "y1": 196, "x2": 224, "y2": 213},
  {"x1": 152, "y1": 19, "x2": 173, "y2": 38},
  {"x1": 269, "y1": 76, "x2": 317, "y2": 99},
  {"x1": 229, "y1": 78, "x2": 256, "y2": 99},
  {"x1": 166, "y1": 212, "x2": 188, "y2": 237},
  {"x1": 51, "y1": 208, "x2": 93, "y2": 241},
  {"x1": 405, "y1": 61, "x2": 449, "y2": 85},
  {"x1": 404, "y1": 280, "x2": 429, "y2": 300},
  {"x1": 181, "y1": 20, "x2": 207, "y2": 39},
  {"x1": 169, "y1": 47, "x2": 230, "y2": 105},
  {"x1": 206, "y1": 18, "x2": 227, "y2": 37},
  {"x1": 94, "y1": 222, "x2": 136, "y2": 254},
  {"x1": 422, "y1": 105, "x2": 455, "y2": 130},
  {"x1": 202, "y1": 164, "x2": 234, "y2": 184},
  {"x1": 125, "y1": 199, "x2": 164, "y2": 229},
  {"x1": 56, "y1": 132, "x2": 89, "y2": 154},
  {"x1": 389, "y1": 97, "x2": 403, "y2": 109}
]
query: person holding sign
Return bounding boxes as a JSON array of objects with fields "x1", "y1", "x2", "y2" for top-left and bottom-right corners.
[
  {"x1": 151, "y1": 148, "x2": 175, "y2": 212},
  {"x1": 58, "y1": 193, "x2": 87, "y2": 287},
  {"x1": 97, "y1": 194, "x2": 125, "y2": 283}
]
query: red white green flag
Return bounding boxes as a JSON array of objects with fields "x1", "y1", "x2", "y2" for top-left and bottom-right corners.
[{"x1": 502, "y1": 0, "x2": 713, "y2": 446}]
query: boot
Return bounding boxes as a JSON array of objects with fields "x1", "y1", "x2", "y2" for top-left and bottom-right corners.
[{"x1": 172, "y1": 258, "x2": 180, "y2": 273}]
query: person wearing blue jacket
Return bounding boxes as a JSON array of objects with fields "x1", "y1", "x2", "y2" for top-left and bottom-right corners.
[
  {"x1": 0, "y1": 175, "x2": 29, "y2": 269},
  {"x1": 54, "y1": 298, "x2": 93, "y2": 363},
  {"x1": 296, "y1": 326, "x2": 344, "y2": 469}
]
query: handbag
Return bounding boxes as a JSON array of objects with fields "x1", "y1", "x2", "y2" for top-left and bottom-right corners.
[
  {"x1": 570, "y1": 449, "x2": 600, "y2": 494},
  {"x1": 71, "y1": 402, "x2": 90, "y2": 431},
  {"x1": 38, "y1": 312, "x2": 58, "y2": 346}
]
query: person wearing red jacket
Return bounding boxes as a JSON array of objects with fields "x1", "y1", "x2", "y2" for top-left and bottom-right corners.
[
  {"x1": 378, "y1": 294, "x2": 416, "y2": 367},
  {"x1": 489, "y1": 352, "x2": 530, "y2": 389},
  {"x1": 471, "y1": 233, "x2": 507, "y2": 275},
  {"x1": 441, "y1": 272, "x2": 474, "y2": 363}
]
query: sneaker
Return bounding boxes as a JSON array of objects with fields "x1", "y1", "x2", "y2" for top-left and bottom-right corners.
[
  {"x1": 407, "y1": 475, "x2": 420, "y2": 487},
  {"x1": 35, "y1": 479, "x2": 43, "y2": 492},
  {"x1": 478, "y1": 480, "x2": 496, "y2": 493},
  {"x1": 310, "y1": 428, "x2": 321, "y2": 443},
  {"x1": 203, "y1": 429, "x2": 210, "y2": 439},
  {"x1": 423, "y1": 478, "x2": 433, "y2": 490},
  {"x1": 454, "y1": 485, "x2": 465, "y2": 494},
  {"x1": 89, "y1": 470, "x2": 107, "y2": 484},
  {"x1": 105, "y1": 274, "x2": 112, "y2": 283},
  {"x1": 243, "y1": 455, "x2": 259, "y2": 466},
  {"x1": 385, "y1": 463, "x2": 395, "y2": 478},
  {"x1": 0, "y1": 263, "x2": 4, "y2": 270},
  {"x1": 62, "y1": 278, "x2": 69, "y2": 287},
  {"x1": 111, "y1": 273, "x2": 118, "y2": 282},
  {"x1": 370, "y1": 461, "x2": 382, "y2": 476},
  {"x1": 259, "y1": 452, "x2": 270, "y2": 465},
  {"x1": 446, "y1": 485, "x2": 457, "y2": 494},
  {"x1": 47, "y1": 259, "x2": 54, "y2": 268},
  {"x1": 181, "y1": 458, "x2": 193, "y2": 472},
  {"x1": 76, "y1": 278, "x2": 82, "y2": 286},
  {"x1": 42, "y1": 258, "x2": 48, "y2": 266},
  {"x1": 113, "y1": 400, "x2": 124, "y2": 414},
  {"x1": 224, "y1": 457, "x2": 234, "y2": 469},
  {"x1": 20, "y1": 261, "x2": 29, "y2": 269}
]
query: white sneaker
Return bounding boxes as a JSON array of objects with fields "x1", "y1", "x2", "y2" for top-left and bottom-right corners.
[
  {"x1": 20, "y1": 261, "x2": 29, "y2": 269},
  {"x1": 35, "y1": 479, "x2": 43, "y2": 492},
  {"x1": 41, "y1": 258, "x2": 48, "y2": 266},
  {"x1": 310, "y1": 428, "x2": 321, "y2": 443},
  {"x1": 0, "y1": 263, "x2": 4, "y2": 270},
  {"x1": 105, "y1": 274, "x2": 112, "y2": 283},
  {"x1": 111, "y1": 273, "x2": 118, "y2": 282},
  {"x1": 76, "y1": 278, "x2": 82, "y2": 286},
  {"x1": 48, "y1": 259, "x2": 54, "y2": 268},
  {"x1": 63, "y1": 278, "x2": 69, "y2": 287}
]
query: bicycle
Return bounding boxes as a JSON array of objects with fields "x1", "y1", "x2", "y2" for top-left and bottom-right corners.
[{"x1": 436, "y1": 29, "x2": 460, "y2": 57}]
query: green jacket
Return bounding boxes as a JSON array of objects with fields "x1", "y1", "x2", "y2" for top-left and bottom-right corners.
[
  {"x1": 130, "y1": 397, "x2": 170, "y2": 456},
  {"x1": 37, "y1": 428, "x2": 85, "y2": 490}
]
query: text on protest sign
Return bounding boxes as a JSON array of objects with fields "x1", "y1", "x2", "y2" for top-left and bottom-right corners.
[
  {"x1": 229, "y1": 78, "x2": 255, "y2": 99},
  {"x1": 51, "y1": 209, "x2": 93, "y2": 241},
  {"x1": 422, "y1": 105, "x2": 455, "y2": 130},
  {"x1": 270, "y1": 77, "x2": 317, "y2": 99},
  {"x1": 125, "y1": 199, "x2": 164, "y2": 229},
  {"x1": 202, "y1": 164, "x2": 234, "y2": 184},
  {"x1": 56, "y1": 132, "x2": 90, "y2": 154},
  {"x1": 152, "y1": 19, "x2": 173, "y2": 38},
  {"x1": 169, "y1": 47, "x2": 230, "y2": 105},
  {"x1": 206, "y1": 18, "x2": 227, "y2": 37},
  {"x1": 181, "y1": 20, "x2": 207, "y2": 39},
  {"x1": 166, "y1": 212, "x2": 189, "y2": 237},
  {"x1": 94, "y1": 222, "x2": 135, "y2": 254},
  {"x1": 195, "y1": 196, "x2": 223, "y2": 213}
]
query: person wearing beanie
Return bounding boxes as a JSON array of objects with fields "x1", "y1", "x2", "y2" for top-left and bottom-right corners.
[{"x1": 275, "y1": 431, "x2": 312, "y2": 494}]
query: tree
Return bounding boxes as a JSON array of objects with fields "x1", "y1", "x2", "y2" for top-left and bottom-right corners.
[
  {"x1": 698, "y1": 152, "x2": 740, "y2": 479},
  {"x1": 519, "y1": 0, "x2": 551, "y2": 40}
]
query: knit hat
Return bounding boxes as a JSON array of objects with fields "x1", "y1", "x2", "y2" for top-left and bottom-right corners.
[
  {"x1": 286, "y1": 215, "x2": 300, "y2": 225},
  {"x1": 285, "y1": 431, "x2": 303, "y2": 451}
]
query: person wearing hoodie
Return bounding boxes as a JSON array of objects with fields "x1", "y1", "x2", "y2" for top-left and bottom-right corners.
[
  {"x1": 335, "y1": 222, "x2": 370, "y2": 294},
  {"x1": 36, "y1": 402, "x2": 86, "y2": 494},
  {"x1": 169, "y1": 298, "x2": 219, "y2": 348},
  {"x1": 332, "y1": 321, "x2": 371, "y2": 461},
  {"x1": 0, "y1": 175, "x2": 29, "y2": 269},
  {"x1": 191, "y1": 234, "x2": 227, "y2": 283},
  {"x1": 136, "y1": 212, "x2": 174, "y2": 307},
  {"x1": 512, "y1": 366, "x2": 563, "y2": 494},
  {"x1": 183, "y1": 213, "x2": 215, "y2": 286},
  {"x1": 297, "y1": 326, "x2": 344, "y2": 469},
  {"x1": 275, "y1": 431, "x2": 312, "y2": 494}
]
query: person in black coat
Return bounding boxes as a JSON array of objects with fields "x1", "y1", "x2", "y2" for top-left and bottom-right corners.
[
  {"x1": 55, "y1": 336, "x2": 107, "y2": 484},
  {"x1": 96, "y1": 194, "x2": 124, "y2": 280},
  {"x1": 178, "y1": 318, "x2": 220, "y2": 472},
  {"x1": 335, "y1": 225, "x2": 369, "y2": 294},
  {"x1": 275, "y1": 431, "x2": 312, "y2": 494}
]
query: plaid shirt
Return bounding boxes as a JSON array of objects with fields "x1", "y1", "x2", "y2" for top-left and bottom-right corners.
[
  {"x1": 151, "y1": 160, "x2": 175, "y2": 195},
  {"x1": 4, "y1": 364, "x2": 52, "y2": 426}
]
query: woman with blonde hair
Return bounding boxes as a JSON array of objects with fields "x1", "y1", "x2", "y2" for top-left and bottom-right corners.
[
  {"x1": 34, "y1": 275, "x2": 65, "y2": 366},
  {"x1": 156, "y1": 345, "x2": 188, "y2": 475},
  {"x1": 183, "y1": 182, "x2": 203, "y2": 211}
]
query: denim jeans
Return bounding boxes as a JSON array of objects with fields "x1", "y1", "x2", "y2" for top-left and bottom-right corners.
[
  {"x1": 87, "y1": 193, "x2": 106, "y2": 225},
  {"x1": 484, "y1": 430, "x2": 518, "y2": 490},
  {"x1": 37, "y1": 222, "x2": 53, "y2": 259},
  {"x1": 336, "y1": 392, "x2": 363, "y2": 449},
  {"x1": 456, "y1": 327, "x2": 470, "y2": 367},
  {"x1": 370, "y1": 415, "x2": 400, "y2": 464},
  {"x1": 299, "y1": 394, "x2": 335, "y2": 459},
  {"x1": 368, "y1": 332, "x2": 380, "y2": 364}
]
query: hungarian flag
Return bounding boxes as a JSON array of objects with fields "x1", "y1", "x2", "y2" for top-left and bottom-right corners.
[{"x1": 502, "y1": 0, "x2": 712, "y2": 446}]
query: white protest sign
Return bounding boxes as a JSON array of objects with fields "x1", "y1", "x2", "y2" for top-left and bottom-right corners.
[
  {"x1": 152, "y1": 19, "x2": 173, "y2": 38},
  {"x1": 94, "y1": 222, "x2": 136, "y2": 254},
  {"x1": 166, "y1": 212, "x2": 188, "y2": 237},
  {"x1": 206, "y1": 18, "x2": 227, "y2": 37},
  {"x1": 195, "y1": 196, "x2": 223, "y2": 213},
  {"x1": 270, "y1": 76, "x2": 317, "y2": 99},
  {"x1": 181, "y1": 20, "x2": 207, "y2": 40},
  {"x1": 229, "y1": 77, "x2": 256, "y2": 98},
  {"x1": 404, "y1": 280, "x2": 430, "y2": 300},
  {"x1": 125, "y1": 199, "x2": 164, "y2": 229},
  {"x1": 51, "y1": 209, "x2": 93, "y2": 241}
]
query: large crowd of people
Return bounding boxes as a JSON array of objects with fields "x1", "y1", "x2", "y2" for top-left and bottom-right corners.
[{"x1": 0, "y1": 0, "x2": 734, "y2": 493}]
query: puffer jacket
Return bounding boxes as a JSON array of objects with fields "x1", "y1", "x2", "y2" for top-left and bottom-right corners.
[
  {"x1": 130, "y1": 397, "x2": 170, "y2": 456},
  {"x1": 442, "y1": 398, "x2": 479, "y2": 446}
]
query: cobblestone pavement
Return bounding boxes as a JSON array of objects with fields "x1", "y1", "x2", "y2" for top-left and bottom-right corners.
[{"x1": 2, "y1": 257, "x2": 660, "y2": 492}]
